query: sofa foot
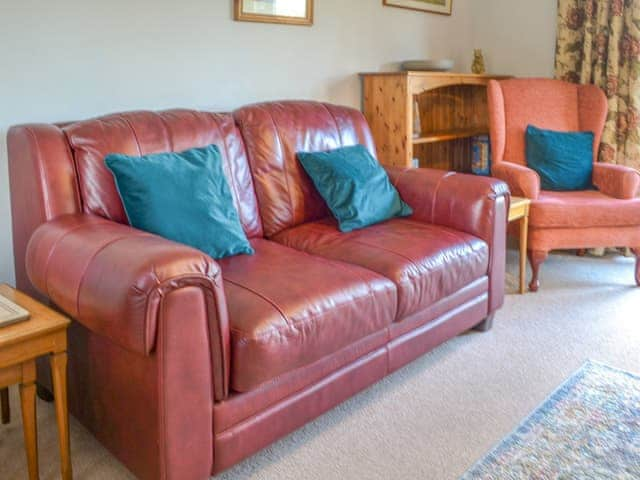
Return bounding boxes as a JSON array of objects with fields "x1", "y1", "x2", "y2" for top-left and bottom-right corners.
[
  {"x1": 528, "y1": 250, "x2": 548, "y2": 292},
  {"x1": 576, "y1": 249, "x2": 586, "y2": 257},
  {"x1": 36, "y1": 384, "x2": 54, "y2": 403},
  {"x1": 1, "y1": 387, "x2": 9, "y2": 424},
  {"x1": 473, "y1": 313, "x2": 495, "y2": 332},
  {"x1": 632, "y1": 248, "x2": 640, "y2": 286}
]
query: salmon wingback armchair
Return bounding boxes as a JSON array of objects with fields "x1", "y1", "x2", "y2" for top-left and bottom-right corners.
[{"x1": 488, "y1": 78, "x2": 640, "y2": 291}]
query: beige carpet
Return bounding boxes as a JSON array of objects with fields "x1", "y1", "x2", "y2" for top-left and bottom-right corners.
[{"x1": 1, "y1": 248, "x2": 639, "y2": 480}]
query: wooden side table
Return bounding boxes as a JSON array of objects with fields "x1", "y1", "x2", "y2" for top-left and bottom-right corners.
[
  {"x1": 508, "y1": 197, "x2": 532, "y2": 294},
  {"x1": 0, "y1": 284, "x2": 72, "y2": 480}
]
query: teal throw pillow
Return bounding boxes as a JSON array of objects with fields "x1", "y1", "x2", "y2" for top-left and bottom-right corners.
[
  {"x1": 105, "y1": 144, "x2": 254, "y2": 259},
  {"x1": 525, "y1": 125, "x2": 595, "y2": 191},
  {"x1": 297, "y1": 144, "x2": 412, "y2": 232}
]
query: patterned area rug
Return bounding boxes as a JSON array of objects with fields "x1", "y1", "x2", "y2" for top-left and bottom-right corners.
[{"x1": 461, "y1": 361, "x2": 640, "y2": 479}]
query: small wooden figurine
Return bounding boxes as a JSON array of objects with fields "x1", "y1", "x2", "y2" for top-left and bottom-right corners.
[{"x1": 471, "y1": 49, "x2": 486, "y2": 75}]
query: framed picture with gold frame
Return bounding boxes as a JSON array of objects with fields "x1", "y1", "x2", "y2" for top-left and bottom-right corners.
[
  {"x1": 234, "y1": 0, "x2": 314, "y2": 26},
  {"x1": 383, "y1": 0, "x2": 452, "y2": 16}
]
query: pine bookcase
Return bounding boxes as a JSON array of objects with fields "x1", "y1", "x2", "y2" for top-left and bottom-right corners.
[{"x1": 360, "y1": 72, "x2": 511, "y2": 172}]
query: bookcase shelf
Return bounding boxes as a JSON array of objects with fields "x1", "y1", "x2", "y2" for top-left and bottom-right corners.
[
  {"x1": 360, "y1": 71, "x2": 510, "y2": 172},
  {"x1": 412, "y1": 127, "x2": 489, "y2": 145}
]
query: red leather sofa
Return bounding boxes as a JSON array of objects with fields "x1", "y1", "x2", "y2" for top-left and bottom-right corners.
[{"x1": 8, "y1": 101, "x2": 509, "y2": 480}]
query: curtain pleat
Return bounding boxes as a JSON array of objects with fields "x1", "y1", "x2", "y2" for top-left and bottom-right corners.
[{"x1": 555, "y1": 0, "x2": 640, "y2": 170}]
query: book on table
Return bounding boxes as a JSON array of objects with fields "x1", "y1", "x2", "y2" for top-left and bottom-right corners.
[{"x1": 0, "y1": 294, "x2": 30, "y2": 327}]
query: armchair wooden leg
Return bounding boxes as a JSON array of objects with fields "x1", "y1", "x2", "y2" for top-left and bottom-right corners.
[
  {"x1": 473, "y1": 313, "x2": 495, "y2": 332},
  {"x1": 1, "y1": 387, "x2": 9, "y2": 424},
  {"x1": 632, "y1": 248, "x2": 640, "y2": 286},
  {"x1": 528, "y1": 250, "x2": 548, "y2": 292}
]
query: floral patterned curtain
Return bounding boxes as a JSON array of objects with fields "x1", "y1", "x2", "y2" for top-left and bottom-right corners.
[{"x1": 555, "y1": 0, "x2": 640, "y2": 170}]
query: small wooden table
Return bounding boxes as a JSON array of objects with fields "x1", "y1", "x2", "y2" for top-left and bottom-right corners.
[
  {"x1": 508, "y1": 197, "x2": 532, "y2": 294},
  {"x1": 0, "y1": 284, "x2": 72, "y2": 479}
]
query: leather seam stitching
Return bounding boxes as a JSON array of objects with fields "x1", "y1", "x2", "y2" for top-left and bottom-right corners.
[
  {"x1": 59, "y1": 128, "x2": 85, "y2": 212},
  {"x1": 224, "y1": 269, "x2": 380, "y2": 342},
  {"x1": 75, "y1": 233, "x2": 150, "y2": 334},
  {"x1": 281, "y1": 220, "x2": 431, "y2": 279},
  {"x1": 431, "y1": 172, "x2": 456, "y2": 222},
  {"x1": 141, "y1": 272, "x2": 222, "y2": 357},
  {"x1": 149, "y1": 268, "x2": 163, "y2": 354},
  {"x1": 322, "y1": 103, "x2": 344, "y2": 147},
  {"x1": 25, "y1": 126, "x2": 54, "y2": 219},
  {"x1": 343, "y1": 236, "x2": 420, "y2": 272},
  {"x1": 158, "y1": 295, "x2": 168, "y2": 480},
  {"x1": 217, "y1": 329, "x2": 387, "y2": 418},
  {"x1": 201, "y1": 275, "x2": 228, "y2": 401},
  {"x1": 275, "y1": 219, "x2": 334, "y2": 238},
  {"x1": 392, "y1": 168, "x2": 410, "y2": 188},
  {"x1": 277, "y1": 241, "x2": 382, "y2": 279},
  {"x1": 223, "y1": 278, "x2": 289, "y2": 326},
  {"x1": 277, "y1": 231, "x2": 397, "y2": 318},
  {"x1": 219, "y1": 344, "x2": 388, "y2": 432},
  {"x1": 264, "y1": 108, "x2": 295, "y2": 233},
  {"x1": 156, "y1": 112, "x2": 175, "y2": 152},
  {"x1": 121, "y1": 115, "x2": 143, "y2": 156},
  {"x1": 292, "y1": 229, "x2": 422, "y2": 284},
  {"x1": 278, "y1": 222, "x2": 420, "y2": 272},
  {"x1": 211, "y1": 113, "x2": 244, "y2": 225},
  {"x1": 42, "y1": 218, "x2": 112, "y2": 302},
  {"x1": 227, "y1": 296, "x2": 375, "y2": 341},
  {"x1": 280, "y1": 243, "x2": 386, "y2": 319}
]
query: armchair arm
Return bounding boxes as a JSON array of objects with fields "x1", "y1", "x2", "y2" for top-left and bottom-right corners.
[
  {"x1": 387, "y1": 166, "x2": 510, "y2": 313},
  {"x1": 491, "y1": 162, "x2": 540, "y2": 199},
  {"x1": 592, "y1": 163, "x2": 640, "y2": 199},
  {"x1": 26, "y1": 213, "x2": 230, "y2": 398}
]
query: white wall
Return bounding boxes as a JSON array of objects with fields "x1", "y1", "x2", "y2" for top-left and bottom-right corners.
[
  {"x1": 0, "y1": 0, "x2": 557, "y2": 285},
  {"x1": 471, "y1": 0, "x2": 558, "y2": 77}
]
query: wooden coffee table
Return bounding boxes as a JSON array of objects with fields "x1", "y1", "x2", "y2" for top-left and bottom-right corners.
[
  {"x1": 508, "y1": 197, "x2": 532, "y2": 294},
  {"x1": 0, "y1": 284, "x2": 72, "y2": 479}
]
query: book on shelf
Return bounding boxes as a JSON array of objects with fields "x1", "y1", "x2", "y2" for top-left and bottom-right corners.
[
  {"x1": 413, "y1": 99, "x2": 421, "y2": 139},
  {"x1": 471, "y1": 135, "x2": 491, "y2": 176},
  {"x1": 0, "y1": 294, "x2": 30, "y2": 327}
]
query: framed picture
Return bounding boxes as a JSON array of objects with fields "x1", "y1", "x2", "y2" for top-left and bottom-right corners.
[
  {"x1": 383, "y1": 0, "x2": 452, "y2": 16},
  {"x1": 234, "y1": 0, "x2": 314, "y2": 26}
]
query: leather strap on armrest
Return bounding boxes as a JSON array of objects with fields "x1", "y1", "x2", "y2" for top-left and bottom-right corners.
[
  {"x1": 387, "y1": 166, "x2": 510, "y2": 313},
  {"x1": 491, "y1": 162, "x2": 540, "y2": 199},
  {"x1": 26, "y1": 213, "x2": 230, "y2": 399},
  {"x1": 593, "y1": 163, "x2": 640, "y2": 199}
]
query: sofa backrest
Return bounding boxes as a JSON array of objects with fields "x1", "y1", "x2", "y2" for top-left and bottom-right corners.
[
  {"x1": 64, "y1": 110, "x2": 263, "y2": 238},
  {"x1": 487, "y1": 78, "x2": 607, "y2": 166},
  {"x1": 8, "y1": 102, "x2": 376, "y2": 294},
  {"x1": 234, "y1": 101, "x2": 376, "y2": 237}
]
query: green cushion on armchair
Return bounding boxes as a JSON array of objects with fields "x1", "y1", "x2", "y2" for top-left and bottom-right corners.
[{"x1": 526, "y1": 125, "x2": 594, "y2": 191}]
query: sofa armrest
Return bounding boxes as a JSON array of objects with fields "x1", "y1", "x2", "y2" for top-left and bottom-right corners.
[
  {"x1": 491, "y1": 162, "x2": 540, "y2": 199},
  {"x1": 593, "y1": 163, "x2": 640, "y2": 199},
  {"x1": 387, "y1": 166, "x2": 510, "y2": 312},
  {"x1": 26, "y1": 213, "x2": 230, "y2": 399}
]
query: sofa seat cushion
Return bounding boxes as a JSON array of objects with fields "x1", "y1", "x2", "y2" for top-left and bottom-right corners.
[
  {"x1": 530, "y1": 190, "x2": 640, "y2": 228},
  {"x1": 218, "y1": 238, "x2": 397, "y2": 393},
  {"x1": 273, "y1": 218, "x2": 489, "y2": 320}
]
